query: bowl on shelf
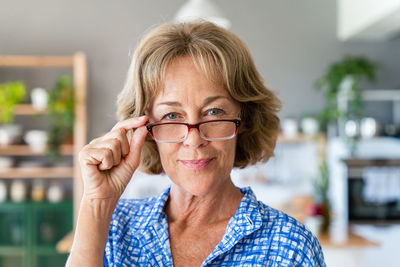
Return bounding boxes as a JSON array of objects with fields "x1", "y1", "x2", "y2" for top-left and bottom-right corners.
[
  {"x1": 0, "y1": 156, "x2": 15, "y2": 170},
  {"x1": 0, "y1": 124, "x2": 23, "y2": 146},
  {"x1": 23, "y1": 130, "x2": 48, "y2": 153},
  {"x1": 281, "y1": 117, "x2": 299, "y2": 138}
]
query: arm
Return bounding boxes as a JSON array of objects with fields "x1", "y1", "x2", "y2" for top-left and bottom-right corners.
[
  {"x1": 66, "y1": 116, "x2": 148, "y2": 266},
  {"x1": 66, "y1": 197, "x2": 118, "y2": 267}
]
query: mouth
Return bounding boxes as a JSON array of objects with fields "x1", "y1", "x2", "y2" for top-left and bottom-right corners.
[{"x1": 179, "y1": 158, "x2": 214, "y2": 170}]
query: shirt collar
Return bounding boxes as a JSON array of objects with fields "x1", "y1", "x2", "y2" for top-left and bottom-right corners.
[
  {"x1": 149, "y1": 184, "x2": 171, "y2": 224},
  {"x1": 210, "y1": 187, "x2": 263, "y2": 257},
  {"x1": 141, "y1": 185, "x2": 264, "y2": 265},
  {"x1": 148, "y1": 185, "x2": 263, "y2": 229}
]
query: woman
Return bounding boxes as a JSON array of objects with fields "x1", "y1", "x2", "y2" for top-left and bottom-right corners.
[{"x1": 67, "y1": 21, "x2": 326, "y2": 266}]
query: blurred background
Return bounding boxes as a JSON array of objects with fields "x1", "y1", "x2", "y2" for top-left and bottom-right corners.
[{"x1": 0, "y1": 0, "x2": 399, "y2": 266}]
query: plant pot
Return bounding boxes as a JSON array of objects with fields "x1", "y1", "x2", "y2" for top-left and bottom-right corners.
[
  {"x1": 23, "y1": 130, "x2": 48, "y2": 152},
  {"x1": 281, "y1": 117, "x2": 298, "y2": 138},
  {"x1": 301, "y1": 117, "x2": 319, "y2": 136},
  {"x1": 30, "y1": 88, "x2": 48, "y2": 111},
  {"x1": 0, "y1": 124, "x2": 23, "y2": 146}
]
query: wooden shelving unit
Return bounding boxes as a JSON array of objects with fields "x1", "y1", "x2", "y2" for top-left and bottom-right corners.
[
  {"x1": 0, "y1": 56, "x2": 74, "y2": 67},
  {"x1": 14, "y1": 104, "x2": 48, "y2": 115},
  {"x1": 0, "y1": 53, "x2": 87, "y2": 264},
  {"x1": 0, "y1": 167, "x2": 74, "y2": 179},
  {"x1": 0, "y1": 144, "x2": 73, "y2": 156},
  {"x1": 0, "y1": 52, "x2": 87, "y2": 218}
]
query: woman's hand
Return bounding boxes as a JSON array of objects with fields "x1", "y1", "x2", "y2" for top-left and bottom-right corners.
[{"x1": 78, "y1": 116, "x2": 148, "y2": 200}]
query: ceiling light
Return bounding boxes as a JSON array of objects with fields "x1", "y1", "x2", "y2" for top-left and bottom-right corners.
[{"x1": 174, "y1": 0, "x2": 231, "y2": 29}]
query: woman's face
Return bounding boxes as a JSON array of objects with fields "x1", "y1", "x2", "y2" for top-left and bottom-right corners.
[{"x1": 147, "y1": 56, "x2": 241, "y2": 196}]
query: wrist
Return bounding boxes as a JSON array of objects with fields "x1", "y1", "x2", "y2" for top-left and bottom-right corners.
[
  {"x1": 80, "y1": 195, "x2": 119, "y2": 219},
  {"x1": 82, "y1": 188, "x2": 122, "y2": 203}
]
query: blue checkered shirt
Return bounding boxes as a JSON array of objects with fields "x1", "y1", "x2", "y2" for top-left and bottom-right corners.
[{"x1": 104, "y1": 186, "x2": 326, "y2": 266}]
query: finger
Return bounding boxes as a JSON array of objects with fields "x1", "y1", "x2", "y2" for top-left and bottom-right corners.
[
  {"x1": 111, "y1": 115, "x2": 148, "y2": 132},
  {"x1": 80, "y1": 147, "x2": 114, "y2": 171},
  {"x1": 124, "y1": 126, "x2": 148, "y2": 170},
  {"x1": 90, "y1": 138, "x2": 122, "y2": 167},
  {"x1": 100, "y1": 128, "x2": 130, "y2": 157},
  {"x1": 97, "y1": 148, "x2": 115, "y2": 171}
]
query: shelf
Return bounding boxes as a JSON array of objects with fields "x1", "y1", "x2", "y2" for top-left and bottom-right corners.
[
  {"x1": 0, "y1": 144, "x2": 73, "y2": 156},
  {"x1": 0, "y1": 53, "x2": 86, "y2": 267},
  {"x1": 277, "y1": 133, "x2": 324, "y2": 144},
  {"x1": 362, "y1": 89, "x2": 400, "y2": 101},
  {"x1": 0, "y1": 167, "x2": 73, "y2": 178},
  {"x1": 345, "y1": 158, "x2": 400, "y2": 167},
  {"x1": 277, "y1": 133, "x2": 314, "y2": 143},
  {"x1": 14, "y1": 104, "x2": 47, "y2": 115},
  {"x1": 318, "y1": 230, "x2": 379, "y2": 248},
  {"x1": 0, "y1": 56, "x2": 74, "y2": 67}
]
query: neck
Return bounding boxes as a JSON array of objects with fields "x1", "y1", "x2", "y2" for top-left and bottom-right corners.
[{"x1": 165, "y1": 178, "x2": 243, "y2": 227}]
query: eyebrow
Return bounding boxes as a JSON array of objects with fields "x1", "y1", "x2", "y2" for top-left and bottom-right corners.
[{"x1": 156, "y1": 95, "x2": 230, "y2": 107}]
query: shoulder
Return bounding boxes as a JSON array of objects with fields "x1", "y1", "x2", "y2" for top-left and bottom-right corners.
[
  {"x1": 257, "y1": 200, "x2": 308, "y2": 237},
  {"x1": 256, "y1": 201, "x2": 326, "y2": 266}
]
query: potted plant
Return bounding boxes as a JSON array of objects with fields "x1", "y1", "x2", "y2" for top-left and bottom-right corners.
[
  {"x1": 313, "y1": 158, "x2": 331, "y2": 233},
  {"x1": 46, "y1": 75, "x2": 75, "y2": 162},
  {"x1": 0, "y1": 81, "x2": 26, "y2": 146},
  {"x1": 314, "y1": 55, "x2": 378, "y2": 136}
]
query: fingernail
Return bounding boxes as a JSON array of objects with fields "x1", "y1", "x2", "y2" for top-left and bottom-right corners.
[{"x1": 138, "y1": 115, "x2": 145, "y2": 121}]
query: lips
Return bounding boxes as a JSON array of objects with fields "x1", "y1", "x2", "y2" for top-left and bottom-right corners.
[{"x1": 179, "y1": 158, "x2": 214, "y2": 170}]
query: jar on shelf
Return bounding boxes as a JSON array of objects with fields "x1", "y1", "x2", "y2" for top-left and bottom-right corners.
[
  {"x1": 0, "y1": 180, "x2": 7, "y2": 202},
  {"x1": 10, "y1": 180, "x2": 27, "y2": 202},
  {"x1": 47, "y1": 181, "x2": 64, "y2": 203},
  {"x1": 281, "y1": 117, "x2": 299, "y2": 138},
  {"x1": 31, "y1": 179, "x2": 46, "y2": 202}
]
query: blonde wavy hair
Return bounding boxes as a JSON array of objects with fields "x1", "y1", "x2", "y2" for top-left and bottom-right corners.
[{"x1": 116, "y1": 21, "x2": 281, "y2": 174}]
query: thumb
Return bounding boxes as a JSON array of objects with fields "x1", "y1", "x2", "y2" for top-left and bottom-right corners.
[{"x1": 125, "y1": 126, "x2": 148, "y2": 170}]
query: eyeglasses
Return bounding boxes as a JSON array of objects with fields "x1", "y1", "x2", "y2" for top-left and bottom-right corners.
[{"x1": 146, "y1": 119, "x2": 241, "y2": 143}]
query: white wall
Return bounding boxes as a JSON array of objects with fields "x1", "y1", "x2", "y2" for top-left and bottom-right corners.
[{"x1": 1, "y1": 0, "x2": 399, "y2": 140}]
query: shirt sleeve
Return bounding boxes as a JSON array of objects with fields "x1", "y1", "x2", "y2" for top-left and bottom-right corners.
[
  {"x1": 103, "y1": 199, "x2": 144, "y2": 266},
  {"x1": 295, "y1": 230, "x2": 327, "y2": 267},
  {"x1": 103, "y1": 202, "x2": 120, "y2": 267}
]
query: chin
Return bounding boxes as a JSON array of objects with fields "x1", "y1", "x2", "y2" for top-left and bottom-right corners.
[{"x1": 171, "y1": 169, "x2": 230, "y2": 197}]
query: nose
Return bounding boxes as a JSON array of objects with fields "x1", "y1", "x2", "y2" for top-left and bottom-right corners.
[{"x1": 183, "y1": 127, "x2": 207, "y2": 148}]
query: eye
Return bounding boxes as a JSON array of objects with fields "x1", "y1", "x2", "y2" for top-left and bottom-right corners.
[
  {"x1": 207, "y1": 108, "x2": 224, "y2": 116},
  {"x1": 162, "y1": 112, "x2": 180, "y2": 120}
]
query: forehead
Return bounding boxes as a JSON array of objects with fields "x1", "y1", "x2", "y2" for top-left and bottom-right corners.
[{"x1": 153, "y1": 56, "x2": 232, "y2": 105}]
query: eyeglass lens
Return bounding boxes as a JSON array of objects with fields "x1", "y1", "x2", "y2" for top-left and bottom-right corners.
[{"x1": 151, "y1": 121, "x2": 237, "y2": 142}]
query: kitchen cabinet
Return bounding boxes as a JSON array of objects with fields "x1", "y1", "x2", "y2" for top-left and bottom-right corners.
[{"x1": 0, "y1": 201, "x2": 72, "y2": 267}]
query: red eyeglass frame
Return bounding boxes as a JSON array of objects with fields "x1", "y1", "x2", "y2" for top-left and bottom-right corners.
[{"x1": 146, "y1": 119, "x2": 241, "y2": 143}]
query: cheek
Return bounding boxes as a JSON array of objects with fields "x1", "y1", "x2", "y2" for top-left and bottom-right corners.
[
  {"x1": 157, "y1": 143, "x2": 178, "y2": 169},
  {"x1": 219, "y1": 141, "x2": 237, "y2": 165},
  {"x1": 156, "y1": 139, "x2": 237, "y2": 173}
]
